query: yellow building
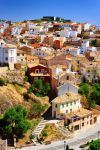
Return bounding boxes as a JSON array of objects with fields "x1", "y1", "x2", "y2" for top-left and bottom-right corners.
[
  {"x1": 52, "y1": 92, "x2": 98, "y2": 131},
  {"x1": 52, "y1": 92, "x2": 81, "y2": 118}
]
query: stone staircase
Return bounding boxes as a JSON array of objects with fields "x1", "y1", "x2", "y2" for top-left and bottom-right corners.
[{"x1": 32, "y1": 119, "x2": 48, "y2": 139}]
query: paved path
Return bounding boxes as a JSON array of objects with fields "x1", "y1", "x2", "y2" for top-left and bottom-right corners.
[
  {"x1": 16, "y1": 123, "x2": 100, "y2": 150},
  {"x1": 32, "y1": 120, "x2": 48, "y2": 139}
]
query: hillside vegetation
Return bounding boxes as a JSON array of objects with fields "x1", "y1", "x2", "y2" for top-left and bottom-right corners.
[{"x1": 0, "y1": 82, "x2": 50, "y2": 114}]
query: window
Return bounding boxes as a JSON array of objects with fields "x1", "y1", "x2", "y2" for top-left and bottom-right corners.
[
  {"x1": 82, "y1": 117, "x2": 84, "y2": 121},
  {"x1": 11, "y1": 50, "x2": 14, "y2": 55},
  {"x1": 41, "y1": 69, "x2": 44, "y2": 73},
  {"x1": 66, "y1": 76, "x2": 69, "y2": 80},
  {"x1": 34, "y1": 77, "x2": 38, "y2": 80},
  {"x1": 70, "y1": 102, "x2": 72, "y2": 106},
  {"x1": 87, "y1": 115, "x2": 89, "y2": 119},
  {"x1": 5, "y1": 57, "x2": 8, "y2": 61},
  {"x1": 55, "y1": 104, "x2": 57, "y2": 108},
  {"x1": 82, "y1": 123, "x2": 84, "y2": 127},
  {"x1": 66, "y1": 110, "x2": 68, "y2": 113},
  {"x1": 62, "y1": 104, "x2": 64, "y2": 108},
  {"x1": 66, "y1": 103, "x2": 68, "y2": 107},
  {"x1": 35, "y1": 69, "x2": 39, "y2": 73},
  {"x1": 70, "y1": 109, "x2": 72, "y2": 112},
  {"x1": 10, "y1": 57, "x2": 14, "y2": 62},
  {"x1": 90, "y1": 120, "x2": 92, "y2": 125},
  {"x1": 40, "y1": 77, "x2": 44, "y2": 80}
]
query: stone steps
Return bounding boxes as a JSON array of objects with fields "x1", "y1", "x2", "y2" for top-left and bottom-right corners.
[{"x1": 32, "y1": 120, "x2": 49, "y2": 139}]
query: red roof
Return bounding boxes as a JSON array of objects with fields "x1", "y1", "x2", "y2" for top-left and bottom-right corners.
[{"x1": 31, "y1": 43, "x2": 41, "y2": 48}]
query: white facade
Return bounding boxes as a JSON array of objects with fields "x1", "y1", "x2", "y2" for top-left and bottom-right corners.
[
  {"x1": 87, "y1": 47, "x2": 97, "y2": 52},
  {"x1": 52, "y1": 67, "x2": 63, "y2": 76},
  {"x1": 0, "y1": 23, "x2": 9, "y2": 33},
  {"x1": 77, "y1": 25, "x2": 82, "y2": 34},
  {"x1": 69, "y1": 48, "x2": 80, "y2": 56},
  {"x1": 0, "y1": 44, "x2": 17, "y2": 64},
  {"x1": 59, "y1": 30, "x2": 78, "y2": 38},
  {"x1": 12, "y1": 26, "x2": 22, "y2": 35},
  {"x1": 0, "y1": 40, "x2": 6, "y2": 47},
  {"x1": 33, "y1": 47, "x2": 54, "y2": 58},
  {"x1": 57, "y1": 83, "x2": 78, "y2": 96},
  {"x1": 70, "y1": 31, "x2": 78, "y2": 38},
  {"x1": 27, "y1": 22, "x2": 36, "y2": 30},
  {"x1": 59, "y1": 30, "x2": 70, "y2": 38},
  {"x1": 84, "y1": 23, "x2": 91, "y2": 31},
  {"x1": 52, "y1": 95, "x2": 81, "y2": 118},
  {"x1": 81, "y1": 40, "x2": 90, "y2": 53}
]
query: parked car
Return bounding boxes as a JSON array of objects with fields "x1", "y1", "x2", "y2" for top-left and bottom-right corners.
[{"x1": 45, "y1": 141, "x2": 51, "y2": 145}]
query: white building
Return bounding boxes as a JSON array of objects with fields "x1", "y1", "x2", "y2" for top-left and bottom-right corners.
[
  {"x1": 0, "y1": 44, "x2": 17, "y2": 65},
  {"x1": 0, "y1": 39, "x2": 6, "y2": 47},
  {"x1": 12, "y1": 26, "x2": 22, "y2": 35},
  {"x1": 52, "y1": 92, "x2": 81, "y2": 118},
  {"x1": 69, "y1": 47, "x2": 80, "y2": 56},
  {"x1": 87, "y1": 47, "x2": 97, "y2": 52},
  {"x1": 84, "y1": 23, "x2": 91, "y2": 31},
  {"x1": 27, "y1": 22, "x2": 36, "y2": 30},
  {"x1": 0, "y1": 23, "x2": 9, "y2": 33},
  {"x1": 33, "y1": 47, "x2": 54, "y2": 58},
  {"x1": 59, "y1": 29, "x2": 70, "y2": 38},
  {"x1": 59, "y1": 30, "x2": 78, "y2": 38},
  {"x1": 70, "y1": 31, "x2": 78, "y2": 38},
  {"x1": 81, "y1": 40, "x2": 90, "y2": 54}
]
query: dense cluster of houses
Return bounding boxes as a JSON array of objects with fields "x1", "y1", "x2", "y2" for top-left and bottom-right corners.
[{"x1": 0, "y1": 17, "x2": 100, "y2": 131}]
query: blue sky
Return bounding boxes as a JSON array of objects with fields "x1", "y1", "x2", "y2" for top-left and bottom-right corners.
[{"x1": 0, "y1": 0, "x2": 100, "y2": 25}]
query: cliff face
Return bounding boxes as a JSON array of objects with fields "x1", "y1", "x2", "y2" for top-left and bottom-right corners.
[
  {"x1": 0, "y1": 84, "x2": 26, "y2": 113},
  {"x1": 0, "y1": 84, "x2": 50, "y2": 114}
]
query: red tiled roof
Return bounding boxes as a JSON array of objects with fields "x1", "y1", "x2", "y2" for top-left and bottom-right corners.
[{"x1": 31, "y1": 43, "x2": 41, "y2": 48}]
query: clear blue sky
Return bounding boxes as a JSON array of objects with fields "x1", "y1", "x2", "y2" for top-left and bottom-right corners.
[{"x1": 0, "y1": 0, "x2": 99, "y2": 25}]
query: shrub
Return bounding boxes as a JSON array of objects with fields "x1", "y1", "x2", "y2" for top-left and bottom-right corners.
[
  {"x1": 24, "y1": 76, "x2": 29, "y2": 82},
  {"x1": 29, "y1": 134, "x2": 35, "y2": 141},
  {"x1": 80, "y1": 141, "x2": 90, "y2": 148},
  {"x1": 88, "y1": 139, "x2": 100, "y2": 150},
  {"x1": 23, "y1": 93, "x2": 30, "y2": 101},
  {"x1": 0, "y1": 78, "x2": 5, "y2": 86},
  {"x1": 41, "y1": 131, "x2": 48, "y2": 137}
]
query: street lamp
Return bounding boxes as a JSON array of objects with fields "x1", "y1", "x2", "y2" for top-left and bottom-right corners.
[
  {"x1": 98, "y1": 131, "x2": 100, "y2": 139},
  {"x1": 64, "y1": 141, "x2": 66, "y2": 150}
]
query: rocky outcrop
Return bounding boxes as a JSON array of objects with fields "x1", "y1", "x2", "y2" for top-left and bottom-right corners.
[{"x1": 0, "y1": 83, "x2": 50, "y2": 114}]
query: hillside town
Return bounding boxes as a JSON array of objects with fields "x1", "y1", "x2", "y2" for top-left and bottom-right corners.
[{"x1": 0, "y1": 16, "x2": 100, "y2": 150}]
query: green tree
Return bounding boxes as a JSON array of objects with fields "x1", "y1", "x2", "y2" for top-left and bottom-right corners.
[
  {"x1": 28, "y1": 79, "x2": 51, "y2": 97},
  {"x1": 88, "y1": 140, "x2": 100, "y2": 150},
  {"x1": 79, "y1": 83, "x2": 100, "y2": 108},
  {"x1": 90, "y1": 84, "x2": 100, "y2": 105},
  {"x1": 29, "y1": 103, "x2": 48, "y2": 118},
  {"x1": 0, "y1": 105, "x2": 30, "y2": 138},
  {"x1": 0, "y1": 78, "x2": 5, "y2": 86},
  {"x1": 66, "y1": 145, "x2": 70, "y2": 150},
  {"x1": 78, "y1": 83, "x2": 90, "y2": 98}
]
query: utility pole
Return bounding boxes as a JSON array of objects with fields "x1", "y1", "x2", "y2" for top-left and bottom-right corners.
[
  {"x1": 98, "y1": 131, "x2": 100, "y2": 140},
  {"x1": 64, "y1": 141, "x2": 66, "y2": 150}
]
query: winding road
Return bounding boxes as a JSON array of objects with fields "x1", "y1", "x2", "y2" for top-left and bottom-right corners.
[{"x1": 17, "y1": 123, "x2": 100, "y2": 150}]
